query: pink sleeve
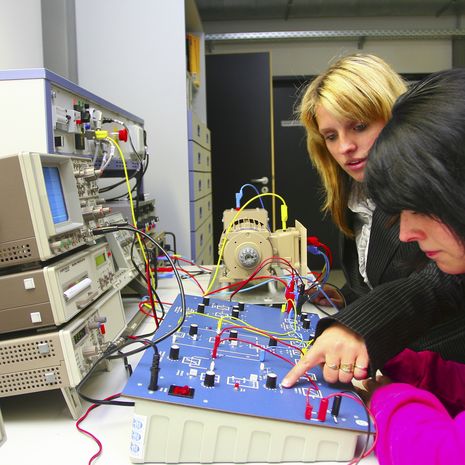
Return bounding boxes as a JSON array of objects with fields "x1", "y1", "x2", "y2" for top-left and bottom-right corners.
[
  {"x1": 382, "y1": 349, "x2": 465, "y2": 416},
  {"x1": 371, "y1": 383, "x2": 465, "y2": 465}
]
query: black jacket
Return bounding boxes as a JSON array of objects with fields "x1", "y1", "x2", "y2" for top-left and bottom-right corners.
[{"x1": 315, "y1": 208, "x2": 465, "y2": 372}]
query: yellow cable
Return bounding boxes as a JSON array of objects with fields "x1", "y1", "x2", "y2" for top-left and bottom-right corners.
[
  {"x1": 183, "y1": 309, "x2": 302, "y2": 341},
  {"x1": 104, "y1": 137, "x2": 156, "y2": 290}
]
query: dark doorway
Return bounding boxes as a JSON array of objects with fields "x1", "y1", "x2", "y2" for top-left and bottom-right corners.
[
  {"x1": 273, "y1": 76, "x2": 341, "y2": 269},
  {"x1": 206, "y1": 52, "x2": 273, "y2": 261}
]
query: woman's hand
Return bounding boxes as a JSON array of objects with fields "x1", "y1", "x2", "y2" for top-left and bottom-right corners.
[
  {"x1": 282, "y1": 323, "x2": 370, "y2": 386},
  {"x1": 307, "y1": 284, "x2": 345, "y2": 308}
]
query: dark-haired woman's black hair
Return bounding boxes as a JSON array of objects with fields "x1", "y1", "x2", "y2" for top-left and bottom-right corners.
[{"x1": 366, "y1": 68, "x2": 465, "y2": 245}]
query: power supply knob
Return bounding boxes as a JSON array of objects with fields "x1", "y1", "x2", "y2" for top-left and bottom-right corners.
[
  {"x1": 303, "y1": 318, "x2": 310, "y2": 329},
  {"x1": 266, "y1": 373, "x2": 278, "y2": 389},
  {"x1": 231, "y1": 308, "x2": 240, "y2": 318},
  {"x1": 204, "y1": 370, "x2": 215, "y2": 387},
  {"x1": 197, "y1": 303, "x2": 205, "y2": 314},
  {"x1": 189, "y1": 324, "x2": 198, "y2": 337},
  {"x1": 169, "y1": 344, "x2": 180, "y2": 360},
  {"x1": 202, "y1": 297, "x2": 210, "y2": 306},
  {"x1": 229, "y1": 329, "x2": 238, "y2": 339}
]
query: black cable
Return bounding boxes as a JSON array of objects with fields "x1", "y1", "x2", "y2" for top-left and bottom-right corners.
[
  {"x1": 306, "y1": 281, "x2": 346, "y2": 314},
  {"x1": 93, "y1": 224, "x2": 187, "y2": 345},
  {"x1": 104, "y1": 181, "x2": 138, "y2": 201},
  {"x1": 311, "y1": 301, "x2": 336, "y2": 317},
  {"x1": 99, "y1": 170, "x2": 138, "y2": 193},
  {"x1": 76, "y1": 339, "x2": 157, "y2": 406},
  {"x1": 127, "y1": 240, "x2": 166, "y2": 338},
  {"x1": 149, "y1": 247, "x2": 159, "y2": 290},
  {"x1": 100, "y1": 151, "x2": 149, "y2": 196},
  {"x1": 76, "y1": 225, "x2": 187, "y2": 406},
  {"x1": 342, "y1": 390, "x2": 373, "y2": 464},
  {"x1": 164, "y1": 231, "x2": 177, "y2": 256}
]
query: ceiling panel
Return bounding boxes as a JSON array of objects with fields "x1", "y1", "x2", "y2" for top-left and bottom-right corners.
[{"x1": 196, "y1": 0, "x2": 465, "y2": 21}]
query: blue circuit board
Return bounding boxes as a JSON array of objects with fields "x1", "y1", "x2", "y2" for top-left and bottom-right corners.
[{"x1": 123, "y1": 294, "x2": 370, "y2": 433}]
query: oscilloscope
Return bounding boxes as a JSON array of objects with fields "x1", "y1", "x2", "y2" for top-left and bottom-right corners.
[{"x1": 0, "y1": 152, "x2": 105, "y2": 268}]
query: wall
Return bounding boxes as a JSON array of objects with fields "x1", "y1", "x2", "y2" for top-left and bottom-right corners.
[
  {"x1": 0, "y1": 0, "x2": 77, "y2": 79},
  {"x1": 0, "y1": 0, "x2": 44, "y2": 69},
  {"x1": 42, "y1": 0, "x2": 78, "y2": 82},
  {"x1": 76, "y1": 0, "x2": 193, "y2": 257},
  {"x1": 203, "y1": 16, "x2": 463, "y2": 75}
]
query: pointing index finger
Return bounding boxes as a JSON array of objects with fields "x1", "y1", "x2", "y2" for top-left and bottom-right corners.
[{"x1": 281, "y1": 346, "x2": 324, "y2": 388}]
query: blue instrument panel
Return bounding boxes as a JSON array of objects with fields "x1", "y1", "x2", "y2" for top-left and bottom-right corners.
[{"x1": 123, "y1": 294, "x2": 370, "y2": 434}]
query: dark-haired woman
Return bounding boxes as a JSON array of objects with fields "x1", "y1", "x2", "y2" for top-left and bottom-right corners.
[{"x1": 364, "y1": 68, "x2": 465, "y2": 465}]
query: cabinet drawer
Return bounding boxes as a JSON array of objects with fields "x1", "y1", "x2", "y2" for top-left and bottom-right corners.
[
  {"x1": 187, "y1": 111, "x2": 211, "y2": 150},
  {"x1": 203, "y1": 127, "x2": 211, "y2": 151},
  {"x1": 189, "y1": 171, "x2": 211, "y2": 201},
  {"x1": 190, "y1": 194, "x2": 212, "y2": 231},
  {"x1": 190, "y1": 216, "x2": 213, "y2": 258},
  {"x1": 188, "y1": 141, "x2": 211, "y2": 172},
  {"x1": 195, "y1": 240, "x2": 214, "y2": 266}
]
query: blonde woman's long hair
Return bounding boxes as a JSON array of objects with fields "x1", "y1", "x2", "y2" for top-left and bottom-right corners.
[{"x1": 299, "y1": 54, "x2": 407, "y2": 236}]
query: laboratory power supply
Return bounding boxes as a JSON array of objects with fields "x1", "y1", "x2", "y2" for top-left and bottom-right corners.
[
  {"x1": 0, "y1": 242, "x2": 115, "y2": 334},
  {"x1": 0, "y1": 287, "x2": 126, "y2": 418}
]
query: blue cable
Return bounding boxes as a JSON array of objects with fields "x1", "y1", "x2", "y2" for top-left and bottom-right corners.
[
  {"x1": 307, "y1": 246, "x2": 339, "y2": 312},
  {"x1": 235, "y1": 183, "x2": 265, "y2": 209}
]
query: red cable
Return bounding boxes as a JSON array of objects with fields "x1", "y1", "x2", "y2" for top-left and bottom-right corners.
[
  {"x1": 145, "y1": 262, "x2": 159, "y2": 328},
  {"x1": 168, "y1": 255, "x2": 213, "y2": 272},
  {"x1": 204, "y1": 274, "x2": 289, "y2": 297},
  {"x1": 76, "y1": 393, "x2": 122, "y2": 465},
  {"x1": 307, "y1": 236, "x2": 333, "y2": 267},
  {"x1": 229, "y1": 256, "x2": 295, "y2": 301},
  {"x1": 157, "y1": 267, "x2": 173, "y2": 272},
  {"x1": 177, "y1": 266, "x2": 205, "y2": 294}
]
